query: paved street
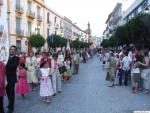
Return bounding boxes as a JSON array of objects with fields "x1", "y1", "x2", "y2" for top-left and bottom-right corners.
[{"x1": 4, "y1": 57, "x2": 150, "y2": 113}]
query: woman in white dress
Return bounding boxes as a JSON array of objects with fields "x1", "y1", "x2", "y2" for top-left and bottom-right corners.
[
  {"x1": 51, "y1": 53, "x2": 62, "y2": 96},
  {"x1": 26, "y1": 51, "x2": 38, "y2": 91},
  {"x1": 39, "y1": 61, "x2": 53, "y2": 103}
]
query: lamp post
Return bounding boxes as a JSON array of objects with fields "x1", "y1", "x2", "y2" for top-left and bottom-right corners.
[
  {"x1": 142, "y1": 6, "x2": 150, "y2": 29},
  {"x1": 35, "y1": 25, "x2": 40, "y2": 34}
]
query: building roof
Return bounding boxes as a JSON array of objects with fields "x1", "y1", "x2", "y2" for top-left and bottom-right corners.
[
  {"x1": 45, "y1": 5, "x2": 63, "y2": 19},
  {"x1": 123, "y1": 0, "x2": 144, "y2": 19},
  {"x1": 105, "y1": 3, "x2": 122, "y2": 24},
  {"x1": 112, "y1": 3, "x2": 122, "y2": 16},
  {"x1": 63, "y1": 16, "x2": 86, "y2": 33},
  {"x1": 105, "y1": 12, "x2": 112, "y2": 24}
]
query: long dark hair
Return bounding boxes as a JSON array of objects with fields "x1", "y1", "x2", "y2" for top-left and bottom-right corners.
[{"x1": 40, "y1": 61, "x2": 47, "y2": 68}]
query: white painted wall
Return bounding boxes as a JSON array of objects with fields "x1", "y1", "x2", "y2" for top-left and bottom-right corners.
[{"x1": 0, "y1": 0, "x2": 9, "y2": 63}]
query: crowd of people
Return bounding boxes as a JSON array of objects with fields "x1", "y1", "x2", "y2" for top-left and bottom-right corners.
[
  {"x1": 98, "y1": 47, "x2": 150, "y2": 94},
  {"x1": 0, "y1": 45, "x2": 94, "y2": 113}
]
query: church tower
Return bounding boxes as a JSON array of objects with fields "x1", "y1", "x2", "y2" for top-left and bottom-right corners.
[{"x1": 87, "y1": 22, "x2": 92, "y2": 43}]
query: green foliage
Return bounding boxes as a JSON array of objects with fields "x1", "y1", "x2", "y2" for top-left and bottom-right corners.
[
  {"x1": 109, "y1": 34, "x2": 118, "y2": 47},
  {"x1": 70, "y1": 39, "x2": 91, "y2": 49},
  {"x1": 100, "y1": 39, "x2": 109, "y2": 48},
  {"x1": 101, "y1": 13, "x2": 150, "y2": 48},
  {"x1": 115, "y1": 25, "x2": 129, "y2": 45},
  {"x1": 29, "y1": 34, "x2": 46, "y2": 48},
  {"x1": 47, "y1": 35, "x2": 67, "y2": 48}
]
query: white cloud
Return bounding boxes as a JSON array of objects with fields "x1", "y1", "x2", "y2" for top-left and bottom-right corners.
[{"x1": 45, "y1": 0, "x2": 134, "y2": 37}]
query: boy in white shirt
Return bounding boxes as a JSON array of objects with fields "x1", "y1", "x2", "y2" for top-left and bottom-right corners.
[{"x1": 122, "y1": 51, "x2": 132, "y2": 86}]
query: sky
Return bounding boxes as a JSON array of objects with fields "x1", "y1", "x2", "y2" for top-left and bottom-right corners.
[{"x1": 45, "y1": 0, "x2": 135, "y2": 37}]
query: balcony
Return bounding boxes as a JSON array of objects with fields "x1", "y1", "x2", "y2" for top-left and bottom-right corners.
[
  {"x1": 55, "y1": 24, "x2": 59, "y2": 30},
  {"x1": 37, "y1": 15, "x2": 42, "y2": 22},
  {"x1": 26, "y1": 31, "x2": 33, "y2": 37},
  {"x1": 0, "y1": 0, "x2": 3, "y2": 5},
  {"x1": 15, "y1": 4, "x2": 24, "y2": 14},
  {"x1": 27, "y1": 0, "x2": 32, "y2": 2},
  {"x1": 27, "y1": 10, "x2": 35, "y2": 19},
  {"x1": 60, "y1": 26, "x2": 63, "y2": 29},
  {"x1": 16, "y1": 29, "x2": 24, "y2": 36},
  {"x1": 47, "y1": 20, "x2": 52, "y2": 27}
]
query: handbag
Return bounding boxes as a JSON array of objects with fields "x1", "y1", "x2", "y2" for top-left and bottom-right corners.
[
  {"x1": 105, "y1": 62, "x2": 110, "y2": 69},
  {"x1": 132, "y1": 68, "x2": 140, "y2": 74},
  {"x1": 141, "y1": 72, "x2": 148, "y2": 80},
  {"x1": 59, "y1": 66, "x2": 67, "y2": 74},
  {"x1": 105, "y1": 72, "x2": 110, "y2": 81}
]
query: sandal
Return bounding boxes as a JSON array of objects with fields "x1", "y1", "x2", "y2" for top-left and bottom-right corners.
[
  {"x1": 46, "y1": 100, "x2": 51, "y2": 103},
  {"x1": 144, "y1": 90, "x2": 149, "y2": 94},
  {"x1": 43, "y1": 99, "x2": 47, "y2": 102}
]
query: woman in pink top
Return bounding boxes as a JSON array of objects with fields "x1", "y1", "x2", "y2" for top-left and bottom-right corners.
[{"x1": 0, "y1": 61, "x2": 6, "y2": 113}]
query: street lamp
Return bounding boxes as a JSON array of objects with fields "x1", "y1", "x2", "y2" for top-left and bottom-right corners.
[
  {"x1": 144, "y1": 7, "x2": 149, "y2": 14},
  {"x1": 35, "y1": 25, "x2": 40, "y2": 34}
]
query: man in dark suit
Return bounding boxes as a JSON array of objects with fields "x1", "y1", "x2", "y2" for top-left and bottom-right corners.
[{"x1": 6, "y1": 46, "x2": 19, "y2": 113}]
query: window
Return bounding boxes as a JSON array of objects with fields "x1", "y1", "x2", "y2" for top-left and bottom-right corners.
[
  {"x1": 141, "y1": 0, "x2": 148, "y2": 10},
  {"x1": 55, "y1": 31, "x2": 57, "y2": 35},
  {"x1": 134, "y1": 9, "x2": 138, "y2": 16},
  {"x1": 47, "y1": 12, "x2": 49, "y2": 23},
  {"x1": 60, "y1": 20, "x2": 62, "y2": 28},
  {"x1": 27, "y1": 2, "x2": 31, "y2": 11},
  {"x1": 54, "y1": 17, "x2": 57, "y2": 23},
  {"x1": 16, "y1": 40, "x2": 21, "y2": 55},
  {"x1": 37, "y1": 6, "x2": 40, "y2": 17},
  {"x1": 36, "y1": 26, "x2": 40, "y2": 34},
  {"x1": 28, "y1": 22, "x2": 32, "y2": 32},
  {"x1": 16, "y1": 17, "x2": 21, "y2": 33},
  {"x1": 16, "y1": 0, "x2": 20, "y2": 7},
  {"x1": 47, "y1": 28, "x2": 49, "y2": 37}
]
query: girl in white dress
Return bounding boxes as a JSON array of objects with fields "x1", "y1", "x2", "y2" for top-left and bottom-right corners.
[
  {"x1": 26, "y1": 51, "x2": 38, "y2": 91},
  {"x1": 39, "y1": 61, "x2": 53, "y2": 103}
]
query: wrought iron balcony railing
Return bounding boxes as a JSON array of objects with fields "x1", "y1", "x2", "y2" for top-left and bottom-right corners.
[
  {"x1": 27, "y1": 10, "x2": 35, "y2": 19},
  {"x1": 16, "y1": 29, "x2": 24, "y2": 36},
  {"x1": 15, "y1": 4, "x2": 24, "y2": 14}
]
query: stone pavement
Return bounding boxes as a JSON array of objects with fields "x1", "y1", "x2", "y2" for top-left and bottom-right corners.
[{"x1": 4, "y1": 57, "x2": 150, "y2": 113}]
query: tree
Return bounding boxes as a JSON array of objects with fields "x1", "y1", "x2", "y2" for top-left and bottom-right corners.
[
  {"x1": 47, "y1": 35, "x2": 67, "y2": 48},
  {"x1": 29, "y1": 34, "x2": 46, "y2": 48},
  {"x1": 108, "y1": 34, "x2": 118, "y2": 47},
  {"x1": 101, "y1": 14, "x2": 150, "y2": 48},
  {"x1": 126, "y1": 14, "x2": 150, "y2": 47},
  {"x1": 115, "y1": 25, "x2": 129, "y2": 45},
  {"x1": 100, "y1": 39, "x2": 109, "y2": 48},
  {"x1": 70, "y1": 38, "x2": 91, "y2": 49}
]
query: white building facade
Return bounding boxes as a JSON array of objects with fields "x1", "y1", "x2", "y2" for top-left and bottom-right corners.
[
  {"x1": 103, "y1": 3, "x2": 122, "y2": 39},
  {"x1": 1, "y1": 0, "x2": 89, "y2": 54},
  {"x1": 7, "y1": 0, "x2": 46, "y2": 53},
  {"x1": 123, "y1": 0, "x2": 150, "y2": 24},
  {"x1": 0, "y1": 0, "x2": 9, "y2": 63},
  {"x1": 44, "y1": 6, "x2": 63, "y2": 38}
]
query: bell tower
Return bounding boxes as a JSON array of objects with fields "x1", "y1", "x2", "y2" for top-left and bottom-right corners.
[{"x1": 87, "y1": 22, "x2": 92, "y2": 43}]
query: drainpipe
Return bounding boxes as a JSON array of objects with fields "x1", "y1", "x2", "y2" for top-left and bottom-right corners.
[{"x1": 7, "y1": 0, "x2": 10, "y2": 47}]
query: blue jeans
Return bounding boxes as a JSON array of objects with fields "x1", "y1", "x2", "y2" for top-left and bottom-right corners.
[
  {"x1": 123, "y1": 70, "x2": 130, "y2": 85},
  {"x1": 119, "y1": 69, "x2": 123, "y2": 85}
]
